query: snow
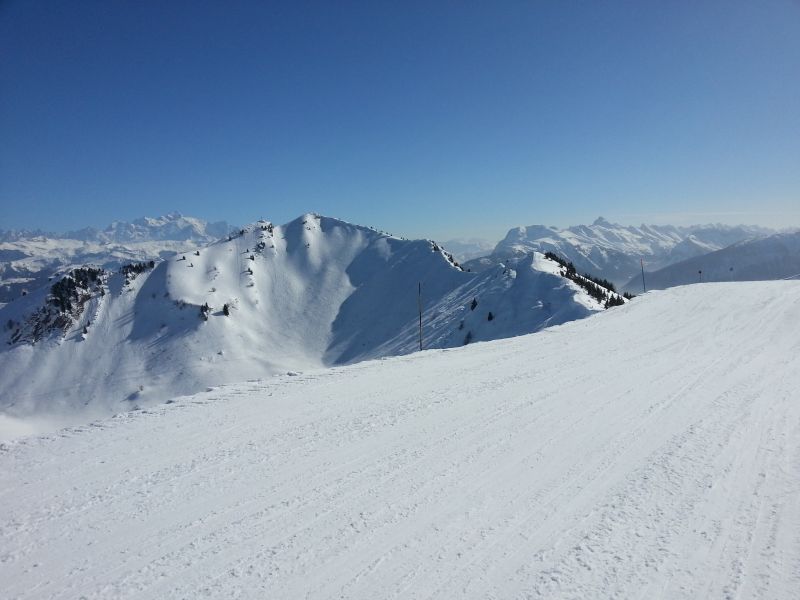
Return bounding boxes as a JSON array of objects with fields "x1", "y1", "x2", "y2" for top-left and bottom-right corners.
[
  {"x1": 0, "y1": 215, "x2": 612, "y2": 426},
  {"x1": 622, "y1": 231, "x2": 800, "y2": 293},
  {"x1": 0, "y1": 213, "x2": 232, "y2": 305},
  {"x1": 487, "y1": 218, "x2": 772, "y2": 287},
  {"x1": 1, "y1": 281, "x2": 798, "y2": 598}
]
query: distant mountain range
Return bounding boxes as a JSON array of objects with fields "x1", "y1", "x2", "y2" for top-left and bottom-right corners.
[
  {"x1": 3, "y1": 213, "x2": 793, "y2": 310},
  {"x1": 0, "y1": 213, "x2": 234, "y2": 306},
  {"x1": 621, "y1": 231, "x2": 800, "y2": 292},
  {"x1": 1, "y1": 212, "x2": 231, "y2": 244},
  {"x1": 475, "y1": 217, "x2": 775, "y2": 287}
]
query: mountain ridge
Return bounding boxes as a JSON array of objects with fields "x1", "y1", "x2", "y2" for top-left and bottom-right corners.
[{"x1": 0, "y1": 213, "x2": 620, "y2": 425}]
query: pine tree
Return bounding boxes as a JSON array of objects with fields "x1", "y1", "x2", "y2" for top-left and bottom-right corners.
[{"x1": 199, "y1": 303, "x2": 210, "y2": 321}]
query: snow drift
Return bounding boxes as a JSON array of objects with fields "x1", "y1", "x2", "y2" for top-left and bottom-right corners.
[{"x1": 1, "y1": 280, "x2": 798, "y2": 598}]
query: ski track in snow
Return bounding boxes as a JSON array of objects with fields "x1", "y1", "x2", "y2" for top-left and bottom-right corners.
[{"x1": 1, "y1": 282, "x2": 799, "y2": 599}]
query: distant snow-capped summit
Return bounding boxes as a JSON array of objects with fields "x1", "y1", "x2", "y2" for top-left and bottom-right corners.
[
  {"x1": 0, "y1": 213, "x2": 235, "y2": 306},
  {"x1": 64, "y1": 212, "x2": 232, "y2": 243},
  {"x1": 2, "y1": 212, "x2": 233, "y2": 244}
]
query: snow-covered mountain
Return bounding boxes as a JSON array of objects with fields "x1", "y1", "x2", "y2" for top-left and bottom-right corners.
[
  {"x1": 0, "y1": 214, "x2": 621, "y2": 424},
  {"x1": 621, "y1": 231, "x2": 800, "y2": 293},
  {"x1": 0, "y1": 213, "x2": 233, "y2": 306},
  {"x1": 3, "y1": 280, "x2": 798, "y2": 598},
  {"x1": 64, "y1": 212, "x2": 231, "y2": 243},
  {"x1": 1, "y1": 212, "x2": 231, "y2": 244},
  {"x1": 0, "y1": 228, "x2": 53, "y2": 242},
  {"x1": 484, "y1": 217, "x2": 772, "y2": 287}
]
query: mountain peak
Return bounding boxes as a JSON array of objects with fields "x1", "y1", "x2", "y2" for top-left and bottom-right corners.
[{"x1": 592, "y1": 216, "x2": 612, "y2": 227}]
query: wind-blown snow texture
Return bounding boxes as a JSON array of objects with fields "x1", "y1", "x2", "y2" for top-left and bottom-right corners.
[
  {"x1": 0, "y1": 215, "x2": 611, "y2": 426},
  {"x1": 1, "y1": 281, "x2": 798, "y2": 598}
]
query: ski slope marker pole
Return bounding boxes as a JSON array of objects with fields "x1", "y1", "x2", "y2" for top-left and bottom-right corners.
[
  {"x1": 418, "y1": 282, "x2": 423, "y2": 351},
  {"x1": 640, "y1": 258, "x2": 646, "y2": 293}
]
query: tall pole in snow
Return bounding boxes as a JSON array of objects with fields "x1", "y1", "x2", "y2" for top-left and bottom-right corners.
[
  {"x1": 418, "y1": 282, "x2": 423, "y2": 351},
  {"x1": 640, "y1": 258, "x2": 647, "y2": 293}
]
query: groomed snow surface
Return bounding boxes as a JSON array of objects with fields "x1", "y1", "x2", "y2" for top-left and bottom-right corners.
[{"x1": 2, "y1": 282, "x2": 799, "y2": 599}]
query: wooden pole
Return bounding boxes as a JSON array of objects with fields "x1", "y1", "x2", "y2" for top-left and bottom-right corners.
[
  {"x1": 640, "y1": 258, "x2": 646, "y2": 293},
  {"x1": 418, "y1": 282, "x2": 423, "y2": 351}
]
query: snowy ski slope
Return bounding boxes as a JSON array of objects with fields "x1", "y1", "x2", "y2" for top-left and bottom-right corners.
[{"x1": 1, "y1": 281, "x2": 799, "y2": 598}]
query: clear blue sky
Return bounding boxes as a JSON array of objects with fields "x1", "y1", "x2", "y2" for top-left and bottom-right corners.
[{"x1": 1, "y1": 1, "x2": 798, "y2": 240}]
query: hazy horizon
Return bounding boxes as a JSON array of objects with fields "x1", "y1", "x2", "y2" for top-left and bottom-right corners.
[{"x1": 2, "y1": 207, "x2": 794, "y2": 247}]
